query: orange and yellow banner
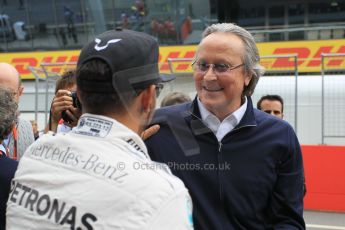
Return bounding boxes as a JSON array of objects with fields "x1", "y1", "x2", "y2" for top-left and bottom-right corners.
[
  {"x1": 258, "y1": 39, "x2": 345, "y2": 73},
  {"x1": 0, "y1": 39, "x2": 345, "y2": 79}
]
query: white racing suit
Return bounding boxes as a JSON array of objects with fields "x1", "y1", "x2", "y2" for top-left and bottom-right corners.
[{"x1": 6, "y1": 114, "x2": 193, "y2": 230}]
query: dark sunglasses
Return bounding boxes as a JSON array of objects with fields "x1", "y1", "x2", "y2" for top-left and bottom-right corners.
[
  {"x1": 135, "y1": 83, "x2": 164, "y2": 98},
  {"x1": 155, "y1": 83, "x2": 164, "y2": 97}
]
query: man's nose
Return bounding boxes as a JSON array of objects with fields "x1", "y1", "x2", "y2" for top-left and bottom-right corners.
[{"x1": 203, "y1": 66, "x2": 217, "y2": 81}]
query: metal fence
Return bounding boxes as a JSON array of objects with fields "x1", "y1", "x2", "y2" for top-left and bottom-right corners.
[
  {"x1": 28, "y1": 62, "x2": 76, "y2": 125},
  {"x1": 22, "y1": 55, "x2": 345, "y2": 145},
  {"x1": 255, "y1": 55, "x2": 298, "y2": 131},
  {"x1": 321, "y1": 53, "x2": 345, "y2": 144}
]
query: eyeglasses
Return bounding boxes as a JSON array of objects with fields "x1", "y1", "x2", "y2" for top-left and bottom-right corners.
[
  {"x1": 155, "y1": 83, "x2": 164, "y2": 97},
  {"x1": 135, "y1": 83, "x2": 164, "y2": 98},
  {"x1": 192, "y1": 61, "x2": 244, "y2": 75}
]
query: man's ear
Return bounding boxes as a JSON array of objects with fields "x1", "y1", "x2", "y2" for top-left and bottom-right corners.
[
  {"x1": 140, "y1": 85, "x2": 156, "y2": 112},
  {"x1": 244, "y1": 73, "x2": 252, "y2": 87},
  {"x1": 76, "y1": 87, "x2": 83, "y2": 105}
]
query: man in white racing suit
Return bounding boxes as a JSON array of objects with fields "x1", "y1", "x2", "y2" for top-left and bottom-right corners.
[{"x1": 6, "y1": 28, "x2": 193, "y2": 230}]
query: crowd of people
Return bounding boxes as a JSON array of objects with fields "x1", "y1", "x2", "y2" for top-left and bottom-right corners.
[{"x1": 0, "y1": 23, "x2": 306, "y2": 230}]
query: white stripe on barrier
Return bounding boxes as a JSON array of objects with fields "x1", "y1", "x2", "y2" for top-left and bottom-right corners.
[{"x1": 307, "y1": 224, "x2": 345, "y2": 230}]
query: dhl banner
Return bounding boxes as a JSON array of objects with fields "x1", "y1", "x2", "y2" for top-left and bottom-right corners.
[{"x1": 0, "y1": 39, "x2": 345, "y2": 79}]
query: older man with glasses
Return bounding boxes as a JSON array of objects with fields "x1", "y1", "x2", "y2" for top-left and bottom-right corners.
[{"x1": 146, "y1": 23, "x2": 305, "y2": 230}]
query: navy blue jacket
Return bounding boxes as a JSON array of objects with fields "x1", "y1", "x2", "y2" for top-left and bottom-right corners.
[
  {"x1": 146, "y1": 97, "x2": 305, "y2": 230},
  {"x1": 0, "y1": 154, "x2": 18, "y2": 230}
]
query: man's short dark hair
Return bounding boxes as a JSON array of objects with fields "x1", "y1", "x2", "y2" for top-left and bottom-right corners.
[
  {"x1": 77, "y1": 59, "x2": 136, "y2": 115},
  {"x1": 0, "y1": 87, "x2": 18, "y2": 141},
  {"x1": 257, "y1": 94, "x2": 284, "y2": 113}
]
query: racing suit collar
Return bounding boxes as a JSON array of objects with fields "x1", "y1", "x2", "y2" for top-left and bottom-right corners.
[{"x1": 75, "y1": 113, "x2": 149, "y2": 159}]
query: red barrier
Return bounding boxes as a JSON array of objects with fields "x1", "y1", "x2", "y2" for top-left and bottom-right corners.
[{"x1": 302, "y1": 145, "x2": 345, "y2": 212}]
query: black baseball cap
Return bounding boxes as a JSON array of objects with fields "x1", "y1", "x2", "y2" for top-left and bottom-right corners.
[{"x1": 77, "y1": 28, "x2": 175, "y2": 93}]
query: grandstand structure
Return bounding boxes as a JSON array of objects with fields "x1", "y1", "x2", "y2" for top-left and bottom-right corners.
[{"x1": 0, "y1": 0, "x2": 344, "y2": 50}]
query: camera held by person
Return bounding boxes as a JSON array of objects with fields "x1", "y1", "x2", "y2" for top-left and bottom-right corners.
[{"x1": 61, "y1": 91, "x2": 82, "y2": 124}]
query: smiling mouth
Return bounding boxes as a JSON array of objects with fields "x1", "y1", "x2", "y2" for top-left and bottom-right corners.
[{"x1": 203, "y1": 86, "x2": 224, "y2": 92}]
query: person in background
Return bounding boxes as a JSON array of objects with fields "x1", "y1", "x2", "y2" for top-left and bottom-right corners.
[
  {"x1": 6, "y1": 29, "x2": 193, "y2": 230},
  {"x1": 63, "y1": 5, "x2": 78, "y2": 43},
  {"x1": 18, "y1": 0, "x2": 24, "y2": 9},
  {"x1": 121, "y1": 13, "x2": 129, "y2": 28},
  {"x1": 257, "y1": 94, "x2": 284, "y2": 119},
  {"x1": 181, "y1": 16, "x2": 192, "y2": 41},
  {"x1": 145, "y1": 23, "x2": 305, "y2": 229},
  {"x1": 47, "y1": 69, "x2": 161, "y2": 140},
  {"x1": 0, "y1": 63, "x2": 34, "y2": 161},
  {"x1": 46, "y1": 69, "x2": 81, "y2": 133},
  {"x1": 160, "y1": 92, "x2": 192, "y2": 107},
  {"x1": 29, "y1": 120, "x2": 40, "y2": 140},
  {"x1": 0, "y1": 87, "x2": 19, "y2": 230}
]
